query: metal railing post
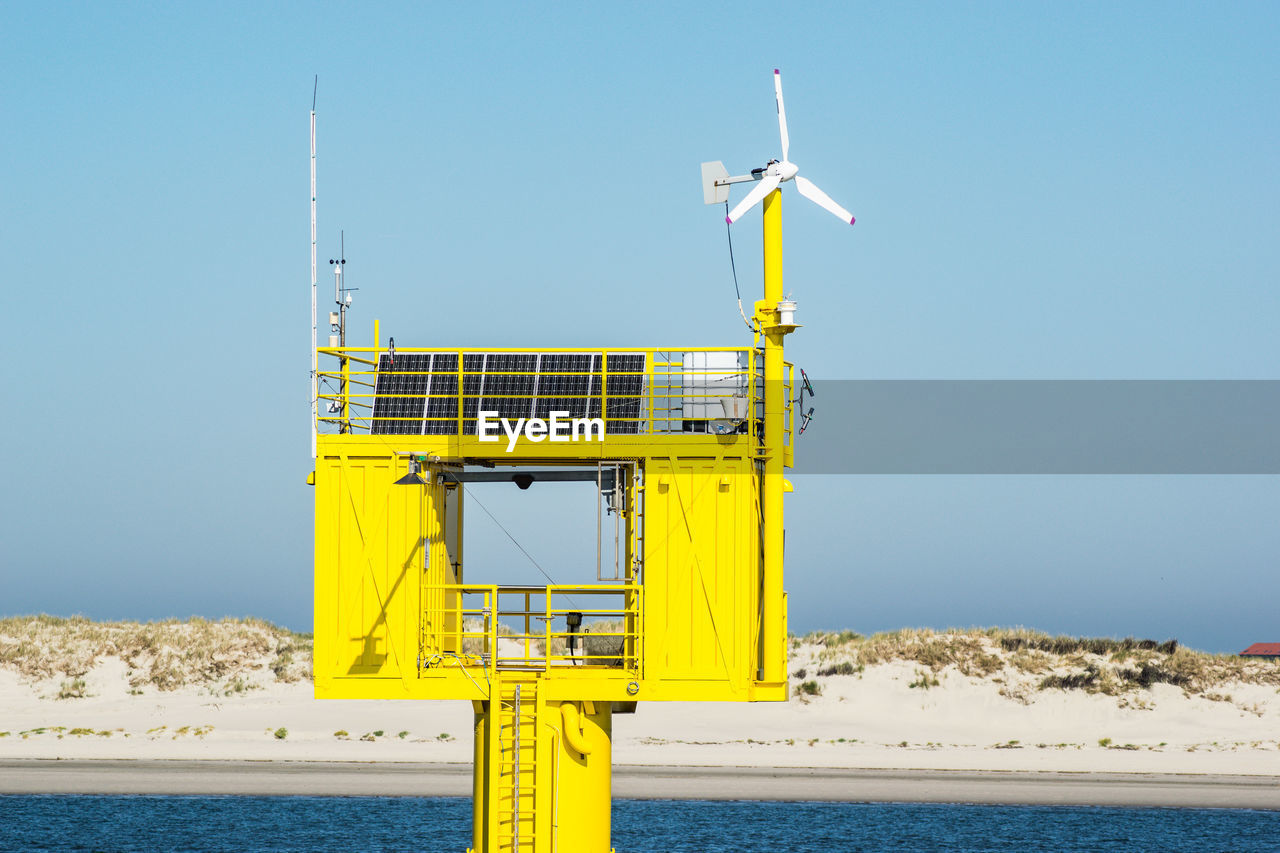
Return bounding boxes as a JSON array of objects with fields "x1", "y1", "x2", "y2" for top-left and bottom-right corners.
[
  {"x1": 340, "y1": 352, "x2": 351, "y2": 433},
  {"x1": 545, "y1": 588, "x2": 554, "y2": 666}
]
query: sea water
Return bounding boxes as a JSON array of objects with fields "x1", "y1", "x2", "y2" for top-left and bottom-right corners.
[{"x1": 1, "y1": 796, "x2": 1278, "y2": 852}]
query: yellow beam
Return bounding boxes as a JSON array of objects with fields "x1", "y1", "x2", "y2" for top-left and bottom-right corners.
[{"x1": 760, "y1": 187, "x2": 786, "y2": 683}]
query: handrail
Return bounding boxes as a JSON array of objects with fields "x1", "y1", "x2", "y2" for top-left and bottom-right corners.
[
  {"x1": 319, "y1": 345, "x2": 750, "y2": 354},
  {"x1": 315, "y1": 346, "x2": 784, "y2": 441},
  {"x1": 419, "y1": 582, "x2": 642, "y2": 677}
]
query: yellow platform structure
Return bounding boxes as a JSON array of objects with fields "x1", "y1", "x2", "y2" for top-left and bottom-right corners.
[{"x1": 312, "y1": 190, "x2": 797, "y2": 851}]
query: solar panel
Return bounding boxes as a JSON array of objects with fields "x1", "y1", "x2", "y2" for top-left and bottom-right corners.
[
  {"x1": 369, "y1": 352, "x2": 648, "y2": 436},
  {"x1": 369, "y1": 353, "x2": 432, "y2": 434},
  {"x1": 603, "y1": 353, "x2": 645, "y2": 435},
  {"x1": 423, "y1": 353, "x2": 459, "y2": 435}
]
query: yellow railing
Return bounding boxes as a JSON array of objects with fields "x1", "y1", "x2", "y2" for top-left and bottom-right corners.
[
  {"x1": 419, "y1": 583, "x2": 642, "y2": 680},
  {"x1": 316, "y1": 346, "x2": 775, "y2": 441}
]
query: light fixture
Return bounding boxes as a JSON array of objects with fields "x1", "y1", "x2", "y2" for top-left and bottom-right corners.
[
  {"x1": 394, "y1": 457, "x2": 428, "y2": 486},
  {"x1": 565, "y1": 611, "x2": 584, "y2": 664}
]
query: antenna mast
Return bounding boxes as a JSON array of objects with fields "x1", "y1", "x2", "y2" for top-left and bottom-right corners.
[
  {"x1": 332, "y1": 231, "x2": 349, "y2": 345},
  {"x1": 329, "y1": 233, "x2": 351, "y2": 432},
  {"x1": 310, "y1": 76, "x2": 318, "y2": 459}
]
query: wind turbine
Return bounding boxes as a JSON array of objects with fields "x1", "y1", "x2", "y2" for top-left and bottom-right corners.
[
  {"x1": 700, "y1": 69, "x2": 855, "y2": 687},
  {"x1": 701, "y1": 69, "x2": 855, "y2": 226}
]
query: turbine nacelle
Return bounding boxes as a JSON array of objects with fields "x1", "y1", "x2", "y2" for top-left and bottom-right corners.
[
  {"x1": 703, "y1": 69, "x2": 855, "y2": 227},
  {"x1": 771, "y1": 160, "x2": 799, "y2": 182}
]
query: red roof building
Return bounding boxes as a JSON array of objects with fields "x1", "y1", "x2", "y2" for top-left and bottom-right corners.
[{"x1": 1239, "y1": 643, "x2": 1280, "y2": 657}]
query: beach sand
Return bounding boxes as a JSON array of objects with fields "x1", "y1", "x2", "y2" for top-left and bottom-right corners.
[{"x1": 2, "y1": 760, "x2": 1277, "y2": 809}]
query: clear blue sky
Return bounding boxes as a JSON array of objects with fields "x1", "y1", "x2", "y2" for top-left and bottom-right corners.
[{"x1": 3, "y1": 2, "x2": 1276, "y2": 652}]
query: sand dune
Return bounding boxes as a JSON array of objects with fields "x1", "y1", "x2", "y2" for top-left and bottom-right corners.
[{"x1": 2, "y1": 618, "x2": 1278, "y2": 789}]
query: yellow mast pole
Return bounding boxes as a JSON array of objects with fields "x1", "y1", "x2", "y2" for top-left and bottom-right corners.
[{"x1": 760, "y1": 187, "x2": 786, "y2": 683}]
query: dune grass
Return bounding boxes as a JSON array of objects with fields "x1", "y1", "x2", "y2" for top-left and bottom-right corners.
[
  {"x1": 0, "y1": 614, "x2": 312, "y2": 691},
  {"x1": 5, "y1": 615, "x2": 1274, "y2": 701},
  {"x1": 795, "y1": 627, "x2": 1280, "y2": 697}
]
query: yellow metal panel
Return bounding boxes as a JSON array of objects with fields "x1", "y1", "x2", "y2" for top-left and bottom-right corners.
[
  {"x1": 642, "y1": 456, "x2": 756, "y2": 689},
  {"x1": 313, "y1": 449, "x2": 425, "y2": 690}
]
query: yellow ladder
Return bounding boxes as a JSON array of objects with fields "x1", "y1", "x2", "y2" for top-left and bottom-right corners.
[{"x1": 496, "y1": 677, "x2": 538, "y2": 851}]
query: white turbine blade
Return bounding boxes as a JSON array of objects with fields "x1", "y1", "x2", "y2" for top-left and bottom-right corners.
[
  {"x1": 774, "y1": 68, "x2": 789, "y2": 162},
  {"x1": 726, "y1": 173, "x2": 782, "y2": 224},
  {"x1": 794, "y1": 175, "x2": 856, "y2": 225}
]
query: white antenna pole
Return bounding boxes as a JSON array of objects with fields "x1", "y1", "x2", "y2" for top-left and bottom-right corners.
[
  {"x1": 334, "y1": 241, "x2": 343, "y2": 306},
  {"x1": 310, "y1": 77, "x2": 318, "y2": 460}
]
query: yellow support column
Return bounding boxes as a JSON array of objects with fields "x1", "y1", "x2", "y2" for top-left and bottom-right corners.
[
  {"x1": 760, "y1": 187, "x2": 786, "y2": 684},
  {"x1": 471, "y1": 677, "x2": 613, "y2": 853},
  {"x1": 547, "y1": 699, "x2": 612, "y2": 852},
  {"x1": 472, "y1": 700, "x2": 492, "y2": 853}
]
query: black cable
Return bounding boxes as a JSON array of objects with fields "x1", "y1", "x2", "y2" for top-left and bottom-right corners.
[
  {"x1": 725, "y1": 201, "x2": 755, "y2": 332},
  {"x1": 725, "y1": 201, "x2": 742, "y2": 303}
]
